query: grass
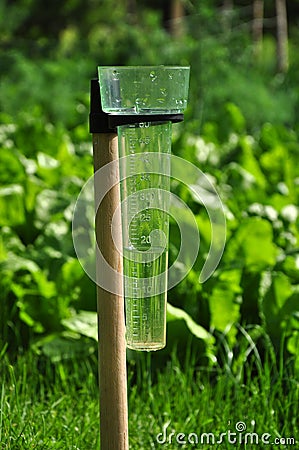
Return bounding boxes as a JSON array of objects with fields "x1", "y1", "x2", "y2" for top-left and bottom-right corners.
[
  {"x1": 0, "y1": 352, "x2": 100, "y2": 449},
  {"x1": 0, "y1": 347, "x2": 298, "y2": 449}
]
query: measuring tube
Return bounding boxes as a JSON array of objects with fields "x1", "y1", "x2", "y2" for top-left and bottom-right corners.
[
  {"x1": 118, "y1": 121, "x2": 171, "y2": 351},
  {"x1": 98, "y1": 65, "x2": 190, "y2": 351}
]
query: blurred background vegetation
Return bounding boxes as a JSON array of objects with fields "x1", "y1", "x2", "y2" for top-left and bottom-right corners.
[{"x1": 1, "y1": 0, "x2": 299, "y2": 378}]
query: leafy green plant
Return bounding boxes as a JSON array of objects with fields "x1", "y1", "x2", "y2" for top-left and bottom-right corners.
[
  {"x1": 2, "y1": 101, "x2": 299, "y2": 377},
  {"x1": 171, "y1": 103, "x2": 299, "y2": 373},
  {"x1": 0, "y1": 112, "x2": 94, "y2": 354}
]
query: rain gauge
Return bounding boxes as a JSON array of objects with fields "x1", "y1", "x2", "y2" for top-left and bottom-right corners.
[
  {"x1": 89, "y1": 65, "x2": 190, "y2": 450},
  {"x1": 98, "y1": 66, "x2": 190, "y2": 351}
]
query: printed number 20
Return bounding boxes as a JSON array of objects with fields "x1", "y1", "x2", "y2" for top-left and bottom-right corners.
[{"x1": 141, "y1": 235, "x2": 151, "y2": 244}]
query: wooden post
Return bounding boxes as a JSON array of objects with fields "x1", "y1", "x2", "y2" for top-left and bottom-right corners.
[{"x1": 92, "y1": 132, "x2": 129, "y2": 450}]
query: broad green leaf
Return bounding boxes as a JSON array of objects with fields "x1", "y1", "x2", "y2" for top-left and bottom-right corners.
[
  {"x1": 225, "y1": 103, "x2": 246, "y2": 134},
  {"x1": 281, "y1": 255, "x2": 299, "y2": 283},
  {"x1": 222, "y1": 162, "x2": 261, "y2": 213},
  {"x1": 24, "y1": 175, "x2": 44, "y2": 212},
  {"x1": 1, "y1": 253, "x2": 39, "y2": 273},
  {"x1": 260, "y1": 144, "x2": 295, "y2": 198},
  {"x1": 239, "y1": 135, "x2": 267, "y2": 189},
  {"x1": 287, "y1": 331, "x2": 299, "y2": 356},
  {"x1": 33, "y1": 270, "x2": 57, "y2": 299},
  {"x1": 224, "y1": 217, "x2": 277, "y2": 271},
  {"x1": 208, "y1": 269, "x2": 242, "y2": 344},
  {"x1": 263, "y1": 271, "x2": 292, "y2": 312},
  {"x1": 37, "y1": 152, "x2": 60, "y2": 169},
  {"x1": 167, "y1": 303, "x2": 214, "y2": 343},
  {"x1": 259, "y1": 122, "x2": 280, "y2": 150},
  {"x1": 37, "y1": 152, "x2": 61, "y2": 186},
  {"x1": 261, "y1": 272, "x2": 295, "y2": 347},
  {"x1": 0, "y1": 148, "x2": 25, "y2": 184},
  {"x1": 35, "y1": 189, "x2": 69, "y2": 224},
  {"x1": 280, "y1": 204, "x2": 298, "y2": 223},
  {"x1": 62, "y1": 310, "x2": 98, "y2": 341},
  {"x1": 19, "y1": 154, "x2": 37, "y2": 175},
  {"x1": 0, "y1": 184, "x2": 25, "y2": 226},
  {"x1": 35, "y1": 334, "x2": 96, "y2": 362},
  {"x1": 59, "y1": 258, "x2": 85, "y2": 287}
]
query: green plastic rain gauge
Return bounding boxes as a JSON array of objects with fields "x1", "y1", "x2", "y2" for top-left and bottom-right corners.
[{"x1": 98, "y1": 66, "x2": 190, "y2": 351}]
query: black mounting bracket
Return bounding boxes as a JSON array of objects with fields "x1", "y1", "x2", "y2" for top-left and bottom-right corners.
[{"x1": 89, "y1": 79, "x2": 184, "y2": 134}]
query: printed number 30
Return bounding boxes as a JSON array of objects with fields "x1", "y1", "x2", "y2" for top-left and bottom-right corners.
[{"x1": 140, "y1": 213, "x2": 150, "y2": 222}]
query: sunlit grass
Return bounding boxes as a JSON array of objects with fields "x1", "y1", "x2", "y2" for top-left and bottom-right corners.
[{"x1": 0, "y1": 347, "x2": 298, "y2": 449}]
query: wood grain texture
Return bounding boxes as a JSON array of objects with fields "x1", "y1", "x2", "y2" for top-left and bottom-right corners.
[{"x1": 93, "y1": 133, "x2": 129, "y2": 450}]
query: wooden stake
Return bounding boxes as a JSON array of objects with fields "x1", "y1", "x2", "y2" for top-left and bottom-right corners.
[{"x1": 92, "y1": 132, "x2": 129, "y2": 450}]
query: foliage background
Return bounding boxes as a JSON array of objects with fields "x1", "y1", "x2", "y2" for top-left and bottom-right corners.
[{"x1": 1, "y1": 0, "x2": 299, "y2": 376}]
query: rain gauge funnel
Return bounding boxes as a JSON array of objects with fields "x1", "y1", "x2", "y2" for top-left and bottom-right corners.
[{"x1": 97, "y1": 66, "x2": 190, "y2": 351}]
